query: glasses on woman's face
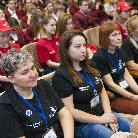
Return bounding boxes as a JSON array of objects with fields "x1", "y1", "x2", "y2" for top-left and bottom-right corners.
[{"x1": 82, "y1": 4, "x2": 89, "y2": 7}]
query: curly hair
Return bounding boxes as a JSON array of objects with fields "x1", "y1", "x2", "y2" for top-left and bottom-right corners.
[
  {"x1": 30, "y1": 11, "x2": 45, "y2": 38},
  {"x1": 59, "y1": 30, "x2": 100, "y2": 84},
  {"x1": 0, "y1": 48, "x2": 33, "y2": 77},
  {"x1": 56, "y1": 13, "x2": 73, "y2": 36},
  {"x1": 99, "y1": 22, "x2": 120, "y2": 49},
  {"x1": 126, "y1": 15, "x2": 138, "y2": 36}
]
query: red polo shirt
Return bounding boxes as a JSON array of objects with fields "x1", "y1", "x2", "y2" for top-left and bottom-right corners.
[{"x1": 36, "y1": 36, "x2": 60, "y2": 67}]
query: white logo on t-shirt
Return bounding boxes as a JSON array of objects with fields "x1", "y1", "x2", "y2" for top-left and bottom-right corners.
[
  {"x1": 49, "y1": 106, "x2": 57, "y2": 118},
  {"x1": 56, "y1": 42, "x2": 59, "y2": 46},
  {"x1": 26, "y1": 110, "x2": 32, "y2": 116},
  {"x1": 79, "y1": 86, "x2": 89, "y2": 91}
]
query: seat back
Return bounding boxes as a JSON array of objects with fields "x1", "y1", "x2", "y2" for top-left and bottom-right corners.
[
  {"x1": 38, "y1": 72, "x2": 55, "y2": 86},
  {"x1": 83, "y1": 26, "x2": 100, "y2": 47},
  {"x1": 21, "y1": 42, "x2": 41, "y2": 69}
]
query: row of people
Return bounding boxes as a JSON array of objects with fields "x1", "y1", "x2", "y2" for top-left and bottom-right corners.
[
  {"x1": 0, "y1": 3, "x2": 136, "y2": 92},
  {"x1": 0, "y1": 0, "x2": 133, "y2": 45},
  {"x1": 0, "y1": 9, "x2": 137, "y2": 135},
  {"x1": 0, "y1": 11, "x2": 74, "y2": 92},
  {"x1": 0, "y1": 26, "x2": 136, "y2": 137},
  {"x1": 0, "y1": 1, "x2": 138, "y2": 138}
]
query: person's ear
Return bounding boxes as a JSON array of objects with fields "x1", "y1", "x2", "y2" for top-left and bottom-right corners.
[
  {"x1": 7, "y1": 76, "x2": 15, "y2": 84},
  {"x1": 43, "y1": 24, "x2": 46, "y2": 29}
]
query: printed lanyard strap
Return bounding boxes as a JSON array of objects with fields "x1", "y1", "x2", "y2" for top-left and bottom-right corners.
[
  {"x1": 17, "y1": 88, "x2": 48, "y2": 129},
  {"x1": 77, "y1": 70, "x2": 97, "y2": 95},
  {"x1": 106, "y1": 50, "x2": 122, "y2": 79}
]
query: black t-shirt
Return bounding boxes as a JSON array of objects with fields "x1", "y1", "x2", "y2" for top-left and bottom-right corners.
[
  {"x1": 92, "y1": 48, "x2": 128, "y2": 94},
  {"x1": 52, "y1": 62, "x2": 104, "y2": 127},
  {"x1": 121, "y1": 37, "x2": 138, "y2": 64},
  {"x1": 0, "y1": 79, "x2": 64, "y2": 138}
]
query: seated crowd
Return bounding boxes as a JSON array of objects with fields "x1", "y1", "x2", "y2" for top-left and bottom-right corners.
[{"x1": 0, "y1": 0, "x2": 138, "y2": 137}]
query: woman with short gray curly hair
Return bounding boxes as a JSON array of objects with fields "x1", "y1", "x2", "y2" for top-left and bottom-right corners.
[
  {"x1": 0, "y1": 48, "x2": 74, "y2": 138},
  {"x1": 1, "y1": 48, "x2": 33, "y2": 77}
]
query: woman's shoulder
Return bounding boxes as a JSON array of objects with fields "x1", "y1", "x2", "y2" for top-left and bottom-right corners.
[
  {"x1": 92, "y1": 48, "x2": 112, "y2": 65},
  {"x1": 93, "y1": 48, "x2": 106, "y2": 58},
  {"x1": 122, "y1": 37, "x2": 131, "y2": 43},
  {"x1": 53, "y1": 65, "x2": 77, "y2": 86},
  {"x1": 36, "y1": 38, "x2": 47, "y2": 46},
  {"x1": 0, "y1": 84, "x2": 16, "y2": 104},
  {"x1": 35, "y1": 79, "x2": 56, "y2": 96},
  {"x1": 54, "y1": 65, "x2": 70, "y2": 78},
  {"x1": 37, "y1": 79, "x2": 50, "y2": 88},
  {"x1": 122, "y1": 38, "x2": 132, "y2": 47}
]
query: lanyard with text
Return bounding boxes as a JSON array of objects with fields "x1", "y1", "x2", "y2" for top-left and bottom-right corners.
[
  {"x1": 77, "y1": 70, "x2": 97, "y2": 95},
  {"x1": 106, "y1": 50, "x2": 122, "y2": 79},
  {"x1": 17, "y1": 88, "x2": 48, "y2": 129}
]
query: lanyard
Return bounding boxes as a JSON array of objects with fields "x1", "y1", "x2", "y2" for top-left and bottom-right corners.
[
  {"x1": 77, "y1": 70, "x2": 97, "y2": 95},
  {"x1": 17, "y1": 88, "x2": 48, "y2": 129},
  {"x1": 132, "y1": 36, "x2": 138, "y2": 45},
  {"x1": 106, "y1": 50, "x2": 122, "y2": 79}
]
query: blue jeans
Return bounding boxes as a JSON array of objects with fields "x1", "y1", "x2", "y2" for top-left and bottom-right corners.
[
  {"x1": 43, "y1": 66, "x2": 56, "y2": 74},
  {"x1": 74, "y1": 112, "x2": 131, "y2": 138}
]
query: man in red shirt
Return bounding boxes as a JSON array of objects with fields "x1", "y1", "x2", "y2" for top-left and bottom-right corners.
[{"x1": 0, "y1": 20, "x2": 20, "y2": 92}]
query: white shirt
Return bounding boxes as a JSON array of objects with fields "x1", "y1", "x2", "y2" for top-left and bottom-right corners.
[
  {"x1": 104, "y1": 3, "x2": 116, "y2": 14},
  {"x1": 52, "y1": 13, "x2": 58, "y2": 21},
  {"x1": 10, "y1": 34, "x2": 18, "y2": 41},
  {"x1": 8, "y1": 8, "x2": 19, "y2": 21}
]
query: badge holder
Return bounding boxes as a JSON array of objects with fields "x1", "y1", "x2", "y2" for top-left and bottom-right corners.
[
  {"x1": 42, "y1": 126, "x2": 57, "y2": 138},
  {"x1": 119, "y1": 79, "x2": 129, "y2": 89},
  {"x1": 90, "y1": 90, "x2": 100, "y2": 109}
]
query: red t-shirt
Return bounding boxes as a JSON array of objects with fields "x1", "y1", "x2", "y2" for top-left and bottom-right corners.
[
  {"x1": 86, "y1": 45, "x2": 97, "y2": 54},
  {"x1": 0, "y1": 44, "x2": 20, "y2": 76},
  {"x1": 36, "y1": 36, "x2": 60, "y2": 67}
]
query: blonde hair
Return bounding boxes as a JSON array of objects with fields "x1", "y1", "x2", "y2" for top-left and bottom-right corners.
[
  {"x1": 113, "y1": 10, "x2": 129, "y2": 25},
  {"x1": 24, "y1": 3, "x2": 37, "y2": 13},
  {"x1": 126, "y1": 15, "x2": 138, "y2": 36},
  {"x1": 53, "y1": 4, "x2": 65, "y2": 14},
  {"x1": 56, "y1": 13, "x2": 72, "y2": 36}
]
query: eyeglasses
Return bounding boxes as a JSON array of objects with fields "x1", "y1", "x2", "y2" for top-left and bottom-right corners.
[
  {"x1": 82, "y1": 4, "x2": 88, "y2": 7},
  {"x1": 9, "y1": 3, "x2": 15, "y2": 5}
]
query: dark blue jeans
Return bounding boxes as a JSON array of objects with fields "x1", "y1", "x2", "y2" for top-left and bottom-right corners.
[
  {"x1": 74, "y1": 112, "x2": 131, "y2": 138},
  {"x1": 43, "y1": 66, "x2": 56, "y2": 74}
]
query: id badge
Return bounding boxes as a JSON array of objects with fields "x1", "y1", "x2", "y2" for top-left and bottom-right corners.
[
  {"x1": 119, "y1": 80, "x2": 128, "y2": 89},
  {"x1": 90, "y1": 95, "x2": 100, "y2": 108},
  {"x1": 42, "y1": 126, "x2": 57, "y2": 138}
]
